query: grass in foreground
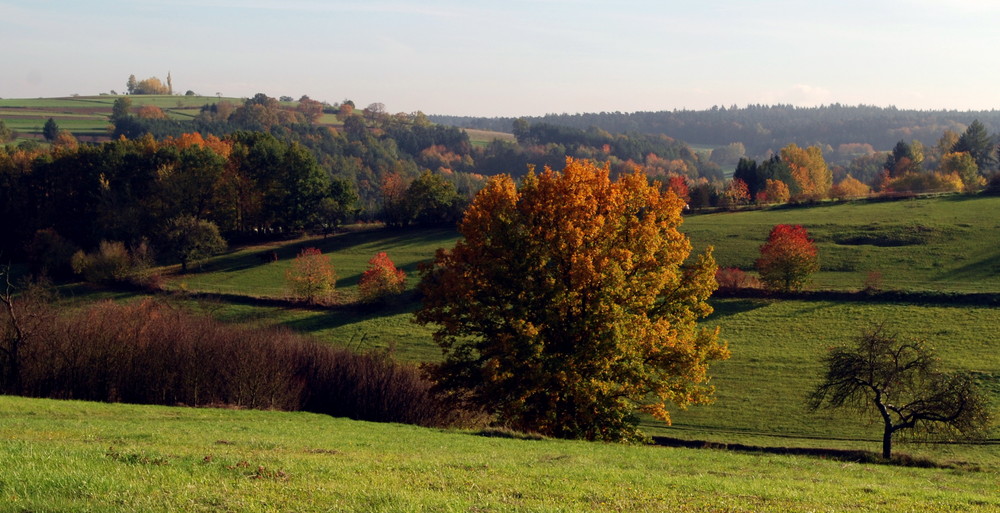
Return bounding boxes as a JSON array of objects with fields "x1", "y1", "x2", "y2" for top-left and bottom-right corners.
[{"x1": 1, "y1": 396, "x2": 997, "y2": 513}]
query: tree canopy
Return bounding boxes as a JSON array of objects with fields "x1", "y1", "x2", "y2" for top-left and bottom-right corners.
[
  {"x1": 416, "y1": 158, "x2": 728, "y2": 441},
  {"x1": 756, "y1": 224, "x2": 819, "y2": 292}
]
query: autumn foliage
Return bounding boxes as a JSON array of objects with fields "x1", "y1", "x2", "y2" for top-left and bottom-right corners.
[
  {"x1": 285, "y1": 247, "x2": 336, "y2": 304},
  {"x1": 416, "y1": 158, "x2": 728, "y2": 441},
  {"x1": 358, "y1": 252, "x2": 406, "y2": 303},
  {"x1": 756, "y1": 224, "x2": 819, "y2": 292}
]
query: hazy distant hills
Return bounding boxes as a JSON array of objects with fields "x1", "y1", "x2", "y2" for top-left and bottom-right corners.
[{"x1": 431, "y1": 105, "x2": 1000, "y2": 155}]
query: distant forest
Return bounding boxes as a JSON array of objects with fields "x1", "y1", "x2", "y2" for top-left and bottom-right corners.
[{"x1": 430, "y1": 105, "x2": 1000, "y2": 156}]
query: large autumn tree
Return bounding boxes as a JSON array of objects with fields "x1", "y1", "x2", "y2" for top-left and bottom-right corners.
[{"x1": 416, "y1": 158, "x2": 728, "y2": 441}]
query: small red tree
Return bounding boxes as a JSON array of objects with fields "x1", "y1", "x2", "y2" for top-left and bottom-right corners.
[
  {"x1": 358, "y1": 252, "x2": 406, "y2": 303},
  {"x1": 756, "y1": 224, "x2": 819, "y2": 292},
  {"x1": 285, "y1": 247, "x2": 336, "y2": 304}
]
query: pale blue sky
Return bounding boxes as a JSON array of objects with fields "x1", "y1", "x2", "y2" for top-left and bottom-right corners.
[{"x1": 3, "y1": 0, "x2": 999, "y2": 116}]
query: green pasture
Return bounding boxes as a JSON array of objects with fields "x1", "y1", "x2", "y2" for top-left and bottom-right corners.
[
  {"x1": 685, "y1": 194, "x2": 1000, "y2": 292},
  {"x1": 168, "y1": 195, "x2": 1000, "y2": 300},
  {"x1": 1, "y1": 396, "x2": 996, "y2": 513},
  {"x1": 133, "y1": 295, "x2": 996, "y2": 466},
  {"x1": 162, "y1": 227, "x2": 459, "y2": 300},
  {"x1": 464, "y1": 128, "x2": 516, "y2": 147},
  {"x1": 137, "y1": 196, "x2": 1000, "y2": 463},
  {"x1": 0, "y1": 95, "x2": 241, "y2": 140}
]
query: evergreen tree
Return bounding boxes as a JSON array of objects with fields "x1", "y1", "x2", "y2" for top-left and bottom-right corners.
[
  {"x1": 952, "y1": 120, "x2": 996, "y2": 172},
  {"x1": 42, "y1": 118, "x2": 60, "y2": 142}
]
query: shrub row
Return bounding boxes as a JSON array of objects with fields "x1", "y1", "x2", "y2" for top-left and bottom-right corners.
[{"x1": 5, "y1": 298, "x2": 467, "y2": 428}]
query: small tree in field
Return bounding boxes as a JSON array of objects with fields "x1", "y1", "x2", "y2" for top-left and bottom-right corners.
[
  {"x1": 756, "y1": 224, "x2": 818, "y2": 292},
  {"x1": 358, "y1": 252, "x2": 406, "y2": 304},
  {"x1": 286, "y1": 247, "x2": 336, "y2": 304},
  {"x1": 809, "y1": 325, "x2": 991, "y2": 459},
  {"x1": 164, "y1": 215, "x2": 227, "y2": 273}
]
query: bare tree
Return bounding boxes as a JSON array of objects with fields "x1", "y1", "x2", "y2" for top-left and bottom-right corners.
[
  {"x1": 0, "y1": 266, "x2": 55, "y2": 395},
  {"x1": 808, "y1": 324, "x2": 991, "y2": 459}
]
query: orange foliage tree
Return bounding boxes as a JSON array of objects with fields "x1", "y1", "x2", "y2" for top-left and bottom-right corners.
[
  {"x1": 756, "y1": 224, "x2": 819, "y2": 292},
  {"x1": 831, "y1": 175, "x2": 871, "y2": 199},
  {"x1": 285, "y1": 247, "x2": 336, "y2": 304},
  {"x1": 135, "y1": 105, "x2": 167, "y2": 120},
  {"x1": 757, "y1": 178, "x2": 790, "y2": 204},
  {"x1": 720, "y1": 178, "x2": 750, "y2": 209},
  {"x1": 358, "y1": 252, "x2": 406, "y2": 303},
  {"x1": 416, "y1": 158, "x2": 728, "y2": 441}
]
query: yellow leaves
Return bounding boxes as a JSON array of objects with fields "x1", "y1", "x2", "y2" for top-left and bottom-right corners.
[
  {"x1": 781, "y1": 143, "x2": 832, "y2": 200},
  {"x1": 417, "y1": 157, "x2": 727, "y2": 441}
]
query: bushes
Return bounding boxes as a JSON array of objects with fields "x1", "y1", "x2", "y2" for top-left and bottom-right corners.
[
  {"x1": 9, "y1": 298, "x2": 464, "y2": 428},
  {"x1": 715, "y1": 267, "x2": 762, "y2": 290},
  {"x1": 70, "y1": 240, "x2": 156, "y2": 287}
]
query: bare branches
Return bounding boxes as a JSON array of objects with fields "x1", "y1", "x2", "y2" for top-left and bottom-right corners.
[{"x1": 809, "y1": 324, "x2": 991, "y2": 459}]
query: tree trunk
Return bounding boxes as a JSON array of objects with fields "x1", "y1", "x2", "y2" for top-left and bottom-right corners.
[{"x1": 882, "y1": 425, "x2": 893, "y2": 459}]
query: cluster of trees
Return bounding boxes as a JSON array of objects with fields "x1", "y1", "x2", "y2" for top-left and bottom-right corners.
[
  {"x1": 125, "y1": 73, "x2": 173, "y2": 95},
  {"x1": 694, "y1": 120, "x2": 999, "y2": 208},
  {"x1": 0, "y1": 131, "x2": 354, "y2": 274},
  {"x1": 104, "y1": 94, "x2": 724, "y2": 220}
]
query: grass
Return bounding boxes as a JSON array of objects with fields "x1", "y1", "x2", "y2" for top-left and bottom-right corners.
[
  {"x1": 13, "y1": 193, "x2": 1000, "y2": 509},
  {"x1": 60, "y1": 205, "x2": 1000, "y2": 464},
  {"x1": 463, "y1": 128, "x2": 516, "y2": 147},
  {"x1": 0, "y1": 95, "x2": 240, "y2": 140},
  {"x1": 1, "y1": 395, "x2": 997, "y2": 513},
  {"x1": 652, "y1": 298, "x2": 1000, "y2": 467},
  {"x1": 683, "y1": 194, "x2": 1000, "y2": 292}
]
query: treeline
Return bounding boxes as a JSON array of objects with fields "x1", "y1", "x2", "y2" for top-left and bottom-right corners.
[
  {"x1": 106, "y1": 93, "x2": 724, "y2": 205},
  {"x1": 0, "y1": 132, "x2": 343, "y2": 269},
  {"x1": 430, "y1": 104, "x2": 1000, "y2": 156},
  {"x1": 3, "y1": 93, "x2": 730, "y2": 271},
  {"x1": 689, "y1": 120, "x2": 1000, "y2": 209}
]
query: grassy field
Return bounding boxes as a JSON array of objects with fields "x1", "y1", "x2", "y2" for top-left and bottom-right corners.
[
  {"x1": 162, "y1": 194, "x2": 1000, "y2": 299},
  {"x1": 464, "y1": 128, "x2": 516, "y2": 147},
  {"x1": 684, "y1": 194, "x2": 1000, "y2": 292},
  {"x1": 0, "y1": 95, "x2": 240, "y2": 142},
  {"x1": 53, "y1": 195, "x2": 991, "y2": 465},
  {"x1": 1, "y1": 396, "x2": 996, "y2": 513},
  {"x1": 11, "y1": 194, "x2": 1000, "y2": 510}
]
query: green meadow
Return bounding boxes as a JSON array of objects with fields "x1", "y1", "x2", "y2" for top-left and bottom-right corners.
[
  {"x1": 80, "y1": 195, "x2": 993, "y2": 465},
  {"x1": 1, "y1": 396, "x2": 996, "y2": 513},
  {"x1": 0, "y1": 95, "x2": 240, "y2": 141},
  {"x1": 7, "y1": 191, "x2": 1000, "y2": 511}
]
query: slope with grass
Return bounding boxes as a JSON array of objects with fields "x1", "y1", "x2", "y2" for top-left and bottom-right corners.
[
  {"x1": 130, "y1": 195, "x2": 1000, "y2": 461},
  {"x1": 683, "y1": 195, "x2": 1000, "y2": 293},
  {"x1": 43, "y1": 195, "x2": 1000, "y2": 472},
  {"x1": 0, "y1": 95, "x2": 240, "y2": 142},
  {"x1": 1, "y1": 396, "x2": 996, "y2": 513}
]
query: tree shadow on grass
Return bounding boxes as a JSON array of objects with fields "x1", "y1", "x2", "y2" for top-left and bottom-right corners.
[
  {"x1": 704, "y1": 298, "x2": 772, "y2": 322},
  {"x1": 196, "y1": 227, "x2": 458, "y2": 276},
  {"x1": 650, "y1": 436, "x2": 973, "y2": 469},
  {"x1": 932, "y1": 251, "x2": 1000, "y2": 284},
  {"x1": 280, "y1": 295, "x2": 421, "y2": 333}
]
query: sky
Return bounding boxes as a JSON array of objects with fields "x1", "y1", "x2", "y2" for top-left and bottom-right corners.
[{"x1": 3, "y1": 0, "x2": 1000, "y2": 117}]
